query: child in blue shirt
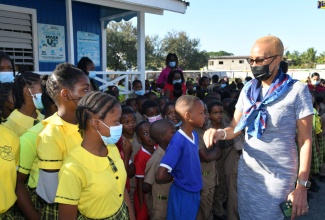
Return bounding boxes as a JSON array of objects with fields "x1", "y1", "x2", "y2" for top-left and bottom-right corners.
[{"x1": 156, "y1": 95, "x2": 206, "y2": 220}]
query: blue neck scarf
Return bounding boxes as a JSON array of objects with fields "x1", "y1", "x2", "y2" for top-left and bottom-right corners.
[{"x1": 234, "y1": 69, "x2": 297, "y2": 138}]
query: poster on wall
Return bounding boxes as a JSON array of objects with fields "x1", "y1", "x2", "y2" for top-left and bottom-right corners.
[
  {"x1": 38, "y1": 23, "x2": 66, "y2": 62},
  {"x1": 77, "y1": 31, "x2": 100, "y2": 66}
]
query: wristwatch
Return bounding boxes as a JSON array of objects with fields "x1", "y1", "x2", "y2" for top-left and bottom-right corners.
[{"x1": 297, "y1": 179, "x2": 311, "y2": 189}]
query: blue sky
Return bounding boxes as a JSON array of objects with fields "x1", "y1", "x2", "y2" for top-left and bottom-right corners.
[{"x1": 131, "y1": 1, "x2": 324, "y2": 56}]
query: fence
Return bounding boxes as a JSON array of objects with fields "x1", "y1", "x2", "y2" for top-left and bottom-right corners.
[
  {"x1": 146, "y1": 69, "x2": 325, "y2": 81},
  {"x1": 35, "y1": 68, "x2": 325, "y2": 96}
]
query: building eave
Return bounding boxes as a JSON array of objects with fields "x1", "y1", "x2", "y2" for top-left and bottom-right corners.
[{"x1": 73, "y1": 0, "x2": 188, "y2": 15}]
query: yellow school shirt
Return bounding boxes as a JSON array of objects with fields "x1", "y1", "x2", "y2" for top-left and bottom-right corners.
[
  {"x1": 55, "y1": 145, "x2": 127, "y2": 218},
  {"x1": 18, "y1": 123, "x2": 44, "y2": 188},
  {"x1": 4, "y1": 109, "x2": 44, "y2": 137},
  {"x1": 37, "y1": 113, "x2": 82, "y2": 170},
  {"x1": 0, "y1": 125, "x2": 19, "y2": 213}
]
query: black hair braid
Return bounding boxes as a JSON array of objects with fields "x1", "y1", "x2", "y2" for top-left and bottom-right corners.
[
  {"x1": 13, "y1": 71, "x2": 40, "y2": 109},
  {"x1": 40, "y1": 75, "x2": 55, "y2": 112},
  {"x1": 46, "y1": 63, "x2": 87, "y2": 104},
  {"x1": 76, "y1": 91, "x2": 119, "y2": 131},
  {"x1": 0, "y1": 82, "x2": 13, "y2": 123},
  {"x1": 0, "y1": 82, "x2": 13, "y2": 109},
  {"x1": 46, "y1": 74, "x2": 61, "y2": 105}
]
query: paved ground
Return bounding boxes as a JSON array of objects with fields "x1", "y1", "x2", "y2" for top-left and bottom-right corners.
[{"x1": 297, "y1": 177, "x2": 325, "y2": 220}]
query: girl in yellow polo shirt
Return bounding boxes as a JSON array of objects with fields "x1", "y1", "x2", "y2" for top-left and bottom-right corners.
[
  {"x1": 16, "y1": 75, "x2": 57, "y2": 219},
  {"x1": 4, "y1": 71, "x2": 44, "y2": 136},
  {"x1": 36, "y1": 63, "x2": 90, "y2": 219},
  {"x1": 55, "y1": 91, "x2": 135, "y2": 220},
  {"x1": 0, "y1": 120, "x2": 19, "y2": 218}
]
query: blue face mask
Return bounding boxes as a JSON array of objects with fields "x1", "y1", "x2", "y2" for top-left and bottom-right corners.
[
  {"x1": 175, "y1": 121, "x2": 182, "y2": 127},
  {"x1": 0, "y1": 72, "x2": 14, "y2": 83},
  {"x1": 169, "y1": 61, "x2": 176, "y2": 68},
  {"x1": 134, "y1": 90, "x2": 145, "y2": 96},
  {"x1": 88, "y1": 71, "x2": 96, "y2": 79},
  {"x1": 221, "y1": 84, "x2": 227, "y2": 88},
  {"x1": 97, "y1": 121, "x2": 123, "y2": 145},
  {"x1": 28, "y1": 88, "x2": 44, "y2": 109},
  {"x1": 173, "y1": 79, "x2": 182, "y2": 84}
]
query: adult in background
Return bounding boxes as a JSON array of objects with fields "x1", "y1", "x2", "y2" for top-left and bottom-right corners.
[
  {"x1": 77, "y1": 57, "x2": 99, "y2": 91},
  {"x1": 156, "y1": 53, "x2": 180, "y2": 89},
  {"x1": 204, "y1": 35, "x2": 313, "y2": 219},
  {"x1": 308, "y1": 72, "x2": 325, "y2": 93}
]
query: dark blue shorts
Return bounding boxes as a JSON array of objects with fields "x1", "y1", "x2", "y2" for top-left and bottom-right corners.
[{"x1": 167, "y1": 183, "x2": 200, "y2": 220}]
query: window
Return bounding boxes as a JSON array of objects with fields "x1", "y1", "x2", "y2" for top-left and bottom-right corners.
[
  {"x1": 209, "y1": 61, "x2": 214, "y2": 65},
  {"x1": 239, "y1": 60, "x2": 244, "y2": 64},
  {"x1": 0, "y1": 5, "x2": 38, "y2": 71},
  {"x1": 218, "y1": 61, "x2": 223, "y2": 65}
]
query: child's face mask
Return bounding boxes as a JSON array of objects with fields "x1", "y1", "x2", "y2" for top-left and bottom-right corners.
[{"x1": 145, "y1": 114, "x2": 162, "y2": 123}]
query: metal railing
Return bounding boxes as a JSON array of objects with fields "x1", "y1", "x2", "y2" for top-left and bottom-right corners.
[{"x1": 35, "y1": 68, "x2": 325, "y2": 96}]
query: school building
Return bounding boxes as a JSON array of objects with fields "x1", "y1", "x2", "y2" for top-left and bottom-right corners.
[
  {"x1": 208, "y1": 56, "x2": 250, "y2": 71},
  {"x1": 0, "y1": 0, "x2": 188, "y2": 91}
]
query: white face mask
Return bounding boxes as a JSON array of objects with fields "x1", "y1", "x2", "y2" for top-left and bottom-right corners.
[
  {"x1": 0, "y1": 72, "x2": 14, "y2": 83},
  {"x1": 28, "y1": 88, "x2": 44, "y2": 109},
  {"x1": 97, "y1": 121, "x2": 123, "y2": 145},
  {"x1": 312, "y1": 80, "x2": 320, "y2": 85}
]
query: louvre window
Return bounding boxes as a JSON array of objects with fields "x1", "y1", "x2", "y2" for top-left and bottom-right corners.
[{"x1": 0, "y1": 9, "x2": 34, "y2": 71}]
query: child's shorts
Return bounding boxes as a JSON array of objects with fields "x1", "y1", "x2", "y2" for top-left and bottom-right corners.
[{"x1": 167, "y1": 183, "x2": 200, "y2": 220}]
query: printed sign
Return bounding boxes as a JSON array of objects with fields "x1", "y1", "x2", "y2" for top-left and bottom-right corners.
[
  {"x1": 318, "y1": 1, "x2": 325, "y2": 9},
  {"x1": 38, "y1": 24, "x2": 66, "y2": 62},
  {"x1": 77, "y1": 31, "x2": 100, "y2": 66}
]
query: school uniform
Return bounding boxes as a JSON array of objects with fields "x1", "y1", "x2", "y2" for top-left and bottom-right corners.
[
  {"x1": 213, "y1": 122, "x2": 240, "y2": 220},
  {"x1": 129, "y1": 134, "x2": 142, "y2": 207},
  {"x1": 19, "y1": 123, "x2": 44, "y2": 188},
  {"x1": 135, "y1": 111, "x2": 144, "y2": 124},
  {"x1": 4, "y1": 109, "x2": 44, "y2": 136},
  {"x1": 195, "y1": 125, "x2": 216, "y2": 220},
  {"x1": 55, "y1": 145, "x2": 128, "y2": 219},
  {"x1": 160, "y1": 129, "x2": 202, "y2": 220},
  {"x1": 18, "y1": 123, "x2": 45, "y2": 211},
  {"x1": 0, "y1": 125, "x2": 19, "y2": 218},
  {"x1": 36, "y1": 113, "x2": 82, "y2": 219},
  {"x1": 134, "y1": 147, "x2": 154, "y2": 220},
  {"x1": 144, "y1": 146, "x2": 171, "y2": 220}
]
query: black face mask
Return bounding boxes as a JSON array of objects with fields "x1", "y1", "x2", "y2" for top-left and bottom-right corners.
[
  {"x1": 251, "y1": 64, "x2": 273, "y2": 81},
  {"x1": 251, "y1": 56, "x2": 278, "y2": 81}
]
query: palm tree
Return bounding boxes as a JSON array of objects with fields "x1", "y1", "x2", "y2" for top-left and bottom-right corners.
[
  {"x1": 301, "y1": 47, "x2": 317, "y2": 67},
  {"x1": 317, "y1": 51, "x2": 325, "y2": 64}
]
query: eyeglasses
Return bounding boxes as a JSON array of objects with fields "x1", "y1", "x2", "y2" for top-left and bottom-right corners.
[{"x1": 247, "y1": 55, "x2": 279, "y2": 65}]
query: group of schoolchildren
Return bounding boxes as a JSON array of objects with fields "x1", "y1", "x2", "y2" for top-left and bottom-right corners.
[{"x1": 0, "y1": 50, "x2": 245, "y2": 220}]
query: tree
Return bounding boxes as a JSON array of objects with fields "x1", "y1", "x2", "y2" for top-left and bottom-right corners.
[
  {"x1": 145, "y1": 35, "x2": 164, "y2": 70},
  {"x1": 286, "y1": 50, "x2": 302, "y2": 67},
  {"x1": 317, "y1": 51, "x2": 325, "y2": 64},
  {"x1": 161, "y1": 31, "x2": 208, "y2": 70},
  {"x1": 208, "y1": 51, "x2": 234, "y2": 57},
  {"x1": 301, "y1": 47, "x2": 317, "y2": 68},
  {"x1": 106, "y1": 21, "x2": 137, "y2": 71}
]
